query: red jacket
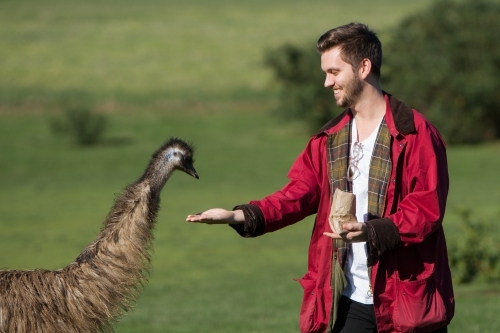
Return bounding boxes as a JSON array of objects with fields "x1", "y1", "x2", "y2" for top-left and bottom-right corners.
[{"x1": 233, "y1": 94, "x2": 454, "y2": 333}]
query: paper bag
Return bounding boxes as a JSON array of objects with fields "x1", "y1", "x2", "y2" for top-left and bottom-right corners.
[{"x1": 328, "y1": 188, "x2": 357, "y2": 235}]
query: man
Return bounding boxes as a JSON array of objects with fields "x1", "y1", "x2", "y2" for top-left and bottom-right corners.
[{"x1": 186, "y1": 23, "x2": 454, "y2": 333}]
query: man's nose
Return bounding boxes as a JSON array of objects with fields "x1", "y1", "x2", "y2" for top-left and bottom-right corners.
[{"x1": 324, "y1": 74, "x2": 334, "y2": 88}]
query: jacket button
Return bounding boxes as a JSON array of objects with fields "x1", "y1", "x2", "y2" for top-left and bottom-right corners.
[{"x1": 392, "y1": 179, "x2": 396, "y2": 183}]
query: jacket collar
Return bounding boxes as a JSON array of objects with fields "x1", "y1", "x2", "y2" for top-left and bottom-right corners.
[{"x1": 314, "y1": 92, "x2": 415, "y2": 137}]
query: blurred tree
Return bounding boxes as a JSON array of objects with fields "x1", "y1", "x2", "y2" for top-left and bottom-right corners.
[
  {"x1": 383, "y1": 0, "x2": 500, "y2": 144},
  {"x1": 50, "y1": 107, "x2": 108, "y2": 146},
  {"x1": 264, "y1": 44, "x2": 336, "y2": 133}
]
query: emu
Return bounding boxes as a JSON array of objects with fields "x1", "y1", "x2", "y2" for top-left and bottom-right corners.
[{"x1": 0, "y1": 138, "x2": 198, "y2": 333}]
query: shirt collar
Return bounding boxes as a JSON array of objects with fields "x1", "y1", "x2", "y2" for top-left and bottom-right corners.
[{"x1": 314, "y1": 92, "x2": 415, "y2": 137}]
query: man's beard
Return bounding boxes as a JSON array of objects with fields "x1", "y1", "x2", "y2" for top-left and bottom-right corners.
[{"x1": 337, "y1": 75, "x2": 364, "y2": 109}]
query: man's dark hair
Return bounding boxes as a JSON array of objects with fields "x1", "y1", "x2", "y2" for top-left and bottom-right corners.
[{"x1": 317, "y1": 22, "x2": 382, "y2": 78}]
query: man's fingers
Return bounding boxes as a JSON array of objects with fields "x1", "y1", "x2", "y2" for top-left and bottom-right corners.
[
  {"x1": 323, "y1": 230, "x2": 363, "y2": 242},
  {"x1": 186, "y1": 209, "x2": 236, "y2": 224},
  {"x1": 344, "y1": 232, "x2": 358, "y2": 241},
  {"x1": 323, "y1": 232, "x2": 341, "y2": 239},
  {"x1": 186, "y1": 214, "x2": 211, "y2": 222},
  {"x1": 342, "y1": 222, "x2": 358, "y2": 231}
]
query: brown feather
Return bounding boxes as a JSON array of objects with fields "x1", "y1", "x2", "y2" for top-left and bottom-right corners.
[{"x1": 0, "y1": 138, "x2": 197, "y2": 333}]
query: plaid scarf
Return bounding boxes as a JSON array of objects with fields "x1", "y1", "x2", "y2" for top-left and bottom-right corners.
[
  {"x1": 367, "y1": 121, "x2": 392, "y2": 217},
  {"x1": 326, "y1": 117, "x2": 392, "y2": 331}
]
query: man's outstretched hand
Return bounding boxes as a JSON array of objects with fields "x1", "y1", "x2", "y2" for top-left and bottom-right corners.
[{"x1": 186, "y1": 208, "x2": 245, "y2": 224}]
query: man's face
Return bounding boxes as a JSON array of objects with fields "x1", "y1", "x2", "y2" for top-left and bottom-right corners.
[{"x1": 321, "y1": 46, "x2": 364, "y2": 109}]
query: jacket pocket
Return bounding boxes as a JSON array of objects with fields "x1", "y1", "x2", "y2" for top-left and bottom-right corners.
[
  {"x1": 297, "y1": 275, "x2": 319, "y2": 333},
  {"x1": 393, "y1": 273, "x2": 447, "y2": 333}
]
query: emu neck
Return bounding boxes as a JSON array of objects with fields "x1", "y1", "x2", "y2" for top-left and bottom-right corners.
[{"x1": 144, "y1": 162, "x2": 176, "y2": 195}]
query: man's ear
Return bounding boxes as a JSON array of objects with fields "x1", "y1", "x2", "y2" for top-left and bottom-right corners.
[{"x1": 358, "y1": 58, "x2": 372, "y2": 80}]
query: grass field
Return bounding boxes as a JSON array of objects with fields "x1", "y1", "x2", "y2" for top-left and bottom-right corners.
[
  {"x1": 1, "y1": 0, "x2": 499, "y2": 332},
  {"x1": 0, "y1": 0, "x2": 436, "y2": 106},
  {"x1": 1, "y1": 111, "x2": 500, "y2": 333}
]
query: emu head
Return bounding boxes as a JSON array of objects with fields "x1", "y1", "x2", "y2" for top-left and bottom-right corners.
[
  {"x1": 146, "y1": 138, "x2": 198, "y2": 189},
  {"x1": 161, "y1": 138, "x2": 198, "y2": 179}
]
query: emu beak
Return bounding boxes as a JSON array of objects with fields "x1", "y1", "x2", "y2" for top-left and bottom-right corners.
[{"x1": 182, "y1": 162, "x2": 199, "y2": 179}]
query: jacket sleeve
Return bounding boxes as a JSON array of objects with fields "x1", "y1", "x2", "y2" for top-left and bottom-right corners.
[
  {"x1": 383, "y1": 116, "x2": 449, "y2": 245},
  {"x1": 229, "y1": 136, "x2": 326, "y2": 237},
  {"x1": 366, "y1": 217, "x2": 400, "y2": 260}
]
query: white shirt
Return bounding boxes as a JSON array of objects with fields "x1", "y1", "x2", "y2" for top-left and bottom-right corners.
[{"x1": 342, "y1": 118, "x2": 382, "y2": 305}]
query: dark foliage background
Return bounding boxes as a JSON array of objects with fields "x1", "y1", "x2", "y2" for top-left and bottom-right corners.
[
  {"x1": 266, "y1": 0, "x2": 500, "y2": 144},
  {"x1": 382, "y1": 0, "x2": 500, "y2": 144},
  {"x1": 264, "y1": 44, "x2": 337, "y2": 133}
]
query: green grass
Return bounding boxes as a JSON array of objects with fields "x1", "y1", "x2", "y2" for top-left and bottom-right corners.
[
  {"x1": 0, "y1": 0, "x2": 436, "y2": 107},
  {"x1": 1, "y1": 110, "x2": 500, "y2": 333},
  {"x1": 447, "y1": 142, "x2": 500, "y2": 219},
  {"x1": 1, "y1": 0, "x2": 499, "y2": 332}
]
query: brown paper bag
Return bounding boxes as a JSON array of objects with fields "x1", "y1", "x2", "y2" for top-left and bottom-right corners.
[{"x1": 328, "y1": 188, "x2": 357, "y2": 235}]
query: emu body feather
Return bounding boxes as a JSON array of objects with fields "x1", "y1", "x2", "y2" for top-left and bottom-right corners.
[{"x1": 0, "y1": 138, "x2": 198, "y2": 333}]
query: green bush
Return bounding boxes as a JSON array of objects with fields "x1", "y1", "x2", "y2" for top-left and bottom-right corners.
[
  {"x1": 50, "y1": 107, "x2": 108, "y2": 146},
  {"x1": 382, "y1": 0, "x2": 500, "y2": 144},
  {"x1": 264, "y1": 44, "x2": 338, "y2": 133},
  {"x1": 447, "y1": 208, "x2": 500, "y2": 284}
]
